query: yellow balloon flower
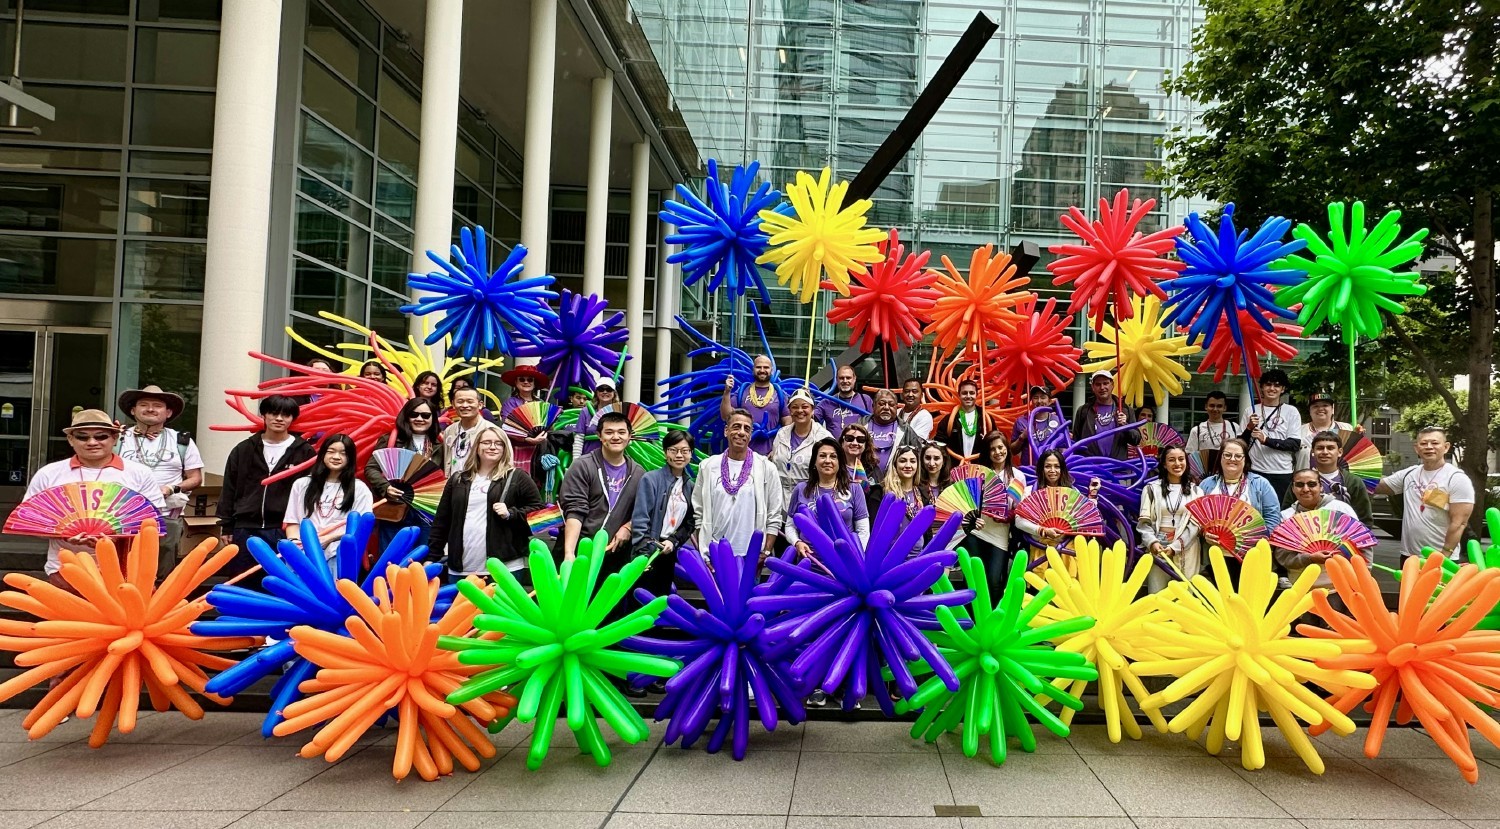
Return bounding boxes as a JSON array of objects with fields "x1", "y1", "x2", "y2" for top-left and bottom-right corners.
[
  {"x1": 1082, "y1": 293, "x2": 1201, "y2": 407},
  {"x1": 1136, "y1": 541, "x2": 1376, "y2": 773},
  {"x1": 1025, "y1": 537, "x2": 1171, "y2": 742},
  {"x1": 757, "y1": 167, "x2": 886, "y2": 304}
]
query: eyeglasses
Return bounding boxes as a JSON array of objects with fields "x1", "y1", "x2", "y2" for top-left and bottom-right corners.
[
  {"x1": 1292, "y1": 481, "x2": 1322, "y2": 488},
  {"x1": 71, "y1": 432, "x2": 116, "y2": 443},
  {"x1": 843, "y1": 436, "x2": 867, "y2": 445},
  {"x1": 410, "y1": 412, "x2": 433, "y2": 420},
  {"x1": 665, "y1": 446, "x2": 693, "y2": 456},
  {"x1": 1221, "y1": 454, "x2": 1245, "y2": 461},
  {"x1": 477, "y1": 440, "x2": 505, "y2": 447}
]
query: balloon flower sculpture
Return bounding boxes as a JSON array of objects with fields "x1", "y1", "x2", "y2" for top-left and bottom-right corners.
[
  {"x1": 1140, "y1": 542, "x2": 1375, "y2": 772},
  {"x1": 514, "y1": 289, "x2": 629, "y2": 400},
  {"x1": 750, "y1": 495, "x2": 973, "y2": 713},
  {"x1": 981, "y1": 296, "x2": 1083, "y2": 399},
  {"x1": 1081, "y1": 293, "x2": 1201, "y2": 407},
  {"x1": 276, "y1": 564, "x2": 516, "y2": 781},
  {"x1": 902, "y1": 550, "x2": 1097, "y2": 764},
  {"x1": 626, "y1": 533, "x2": 805, "y2": 760},
  {"x1": 285, "y1": 310, "x2": 505, "y2": 404},
  {"x1": 661, "y1": 158, "x2": 783, "y2": 304},
  {"x1": 442, "y1": 534, "x2": 679, "y2": 769},
  {"x1": 1047, "y1": 188, "x2": 1185, "y2": 332},
  {"x1": 402, "y1": 225, "x2": 559, "y2": 360},
  {"x1": 1306, "y1": 552, "x2": 1500, "y2": 783},
  {"x1": 0, "y1": 522, "x2": 256, "y2": 745},
  {"x1": 825, "y1": 228, "x2": 938, "y2": 353}
]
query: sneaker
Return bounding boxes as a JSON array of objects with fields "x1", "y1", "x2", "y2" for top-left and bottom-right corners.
[
  {"x1": 623, "y1": 684, "x2": 648, "y2": 699},
  {"x1": 849, "y1": 697, "x2": 863, "y2": 711},
  {"x1": 1277, "y1": 576, "x2": 1294, "y2": 591},
  {"x1": 806, "y1": 690, "x2": 827, "y2": 708},
  {"x1": 647, "y1": 680, "x2": 667, "y2": 694}
]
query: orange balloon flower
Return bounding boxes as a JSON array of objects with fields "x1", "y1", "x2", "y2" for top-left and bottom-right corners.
[
  {"x1": 927, "y1": 245, "x2": 1031, "y2": 353},
  {"x1": 1304, "y1": 552, "x2": 1500, "y2": 783},
  {"x1": 923, "y1": 357, "x2": 1029, "y2": 458},
  {"x1": 276, "y1": 563, "x2": 517, "y2": 782},
  {"x1": 0, "y1": 523, "x2": 256, "y2": 746}
]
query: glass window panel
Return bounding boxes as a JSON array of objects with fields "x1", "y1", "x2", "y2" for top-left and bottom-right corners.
[
  {"x1": 0, "y1": 173, "x2": 119, "y2": 233},
  {"x1": 22, "y1": 0, "x2": 128, "y2": 15},
  {"x1": 306, "y1": 1, "x2": 378, "y2": 95},
  {"x1": 293, "y1": 255, "x2": 368, "y2": 320},
  {"x1": 299, "y1": 172, "x2": 370, "y2": 223},
  {"x1": 493, "y1": 184, "x2": 521, "y2": 241},
  {"x1": 368, "y1": 288, "x2": 407, "y2": 343},
  {"x1": 374, "y1": 164, "x2": 414, "y2": 227},
  {"x1": 456, "y1": 138, "x2": 490, "y2": 188},
  {"x1": 453, "y1": 176, "x2": 487, "y2": 229},
  {"x1": 116, "y1": 303, "x2": 203, "y2": 429},
  {"x1": 134, "y1": 28, "x2": 219, "y2": 86},
  {"x1": 323, "y1": 0, "x2": 380, "y2": 45},
  {"x1": 122, "y1": 239, "x2": 205, "y2": 299},
  {"x1": 302, "y1": 55, "x2": 376, "y2": 149},
  {"x1": 381, "y1": 35, "x2": 422, "y2": 88},
  {"x1": 131, "y1": 89, "x2": 215, "y2": 148},
  {"x1": 137, "y1": 0, "x2": 223, "y2": 21},
  {"x1": 0, "y1": 234, "x2": 114, "y2": 296},
  {"x1": 299, "y1": 113, "x2": 372, "y2": 198},
  {"x1": 0, "y1": 22, "x2": 126, "y2": 82},
  {"x1": 0, "y1": 146, "x2": 121, "y2": 172},
  {"x1": 295, "y1": 198, "x2": 369, "y2": 275},
  {"x1": 129, "y1": 150, "x2": 211, "y2": 176},
  {"x1": 374, "y1": 216, "x2": 411, "y2": 248},
  {"x1": 377, "y1": 116, "x2": 418, "y2": 179},
  {"x1": 125, "y1": 178, "x2": 211, "y2": 237},
  {"x1": 379, "y1": 71, "x2": 421, "y2": 136},
  {"x1": 371, "y1": 236, "x2": 410, "y2": 294},
  {"x1": 17, "y1": 85, "x2": 124, "y2": 144}
]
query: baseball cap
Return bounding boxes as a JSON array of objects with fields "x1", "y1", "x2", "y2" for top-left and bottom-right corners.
[
  {"x1": 1089, "y1": 370, "x2": 1113, "y2": 381},
  {"x1": 1028, "y1": 385, "x2": 1050, "y2": 397},
  {"x1": 1308, "y1": 392, "x2": 1337, "y2": 406}
]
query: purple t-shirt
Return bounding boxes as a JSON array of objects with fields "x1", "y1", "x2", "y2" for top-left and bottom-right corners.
[
  {"x1": 736, "y1": 385, "x2": 789, "y2": 455},
  {"x1": 1011, "y1": 409, "x2": 1062, "y2": 466},
  {"x1": 815, "y1": 392, "x2": 873, "y2": 438},
  {"x1": 603, "y1": 458, "x2": 628, "y2": 510},
  {"x1": 788, "y1": 482, "x2": 868, "y2": 536},
  {"x1": 868, "y1": 419, "x2": 904, "y2": 474}
]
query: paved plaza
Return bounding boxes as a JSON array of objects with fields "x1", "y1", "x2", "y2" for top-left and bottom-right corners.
[{"x1": 0, "y1": 707, "x2": 1497, "y2": 829}]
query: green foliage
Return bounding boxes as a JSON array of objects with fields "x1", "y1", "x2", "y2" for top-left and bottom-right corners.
[{"x1": 1395, "y1": 391, "x2": 1500, "y2": 449}]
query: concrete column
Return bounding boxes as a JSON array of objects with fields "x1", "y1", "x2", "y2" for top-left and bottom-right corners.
[
  {"x1": 1157, "y1": 392, "x2": 1170, "y2": 424},
  {"x1": 623, "y1": 141, "x2": 650, "y2": 400},
  {"x1": 582, "y1": 70, "x2": 613, "y2": 298},
  {"x1": 409, "y1": 0, "x2": 464, "y2": 356},
  {"x1": 196, "y1": 0, "x2": 284, "y2": 473},
  {"x1": 654, "y1": 198, "x2": 677, "y2": 404},
  {"x1": 520, "y1": 0, "x2": 557, "y2": 278}
]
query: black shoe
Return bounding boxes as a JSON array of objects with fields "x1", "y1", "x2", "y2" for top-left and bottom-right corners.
[
  {"x1": 647, "y1": 680, "x2": 667, "y2": 694},
  {"x1": 805, "y1": 690, "x2": 827, "y2": 708},
  {"x1": 623, "y1": 684, "x2": 648, "y2": 699}
]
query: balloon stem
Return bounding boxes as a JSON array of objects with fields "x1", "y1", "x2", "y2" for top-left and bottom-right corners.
[
  {"x1": 1239, "y1": 338, "x2": 1258, "y2": 407},
  {"x1": 613, "y1": 345, "x2": 629, "y2": 387},
  {"x1": 803, "y1": 290, "x2": 821, "y2": 385},
  {"x1": 1348, "y1": 334, "x2": 1358, "y2": 420}
]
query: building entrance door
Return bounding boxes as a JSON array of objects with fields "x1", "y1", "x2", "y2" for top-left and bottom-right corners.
[{"x1": 0, "y1": 326, "x2": 110, "y2": 519}]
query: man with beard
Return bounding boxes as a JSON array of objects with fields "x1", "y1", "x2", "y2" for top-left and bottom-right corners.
[
  {"x1": 721, "y1": 354, "x2": 789, "y2": 455},
  {"x1": 815, "y1": 365, "x2": 872, "y2": 438}
]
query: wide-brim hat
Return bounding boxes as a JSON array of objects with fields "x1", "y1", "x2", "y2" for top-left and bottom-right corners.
[
  {"x1": 118, "y1": 385, "x2": 185, "y2": 423},
  {"x1": 63, "y1": 408, "x2": 123, "y2": 434},
  {"x1": 500, "y1": 365, "x2": 551, "y2": 387}
]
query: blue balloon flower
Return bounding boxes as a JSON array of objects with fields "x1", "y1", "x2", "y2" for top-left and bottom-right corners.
[
  {"x1": 1160, "y1": 204, "x2": 1308, "y2": 352},
  {"x1": 402, "y1": 225, "x2": 559, "y2": 359},
  {"x1": 662, "y1": 160, "x2": 785, "y2": 304},
  {"x1": 655, "y1": 312, "x2": 797, "y2": 454},
  {"x1": 748, "y1": 494, "x2": 973, "y2": 713},
  {"x1": 513, "y1": 289, "x2": 629, "y2": 400},
  {"x1": 193, "y1": 513, "x2": 452, "y2": 737},
  {"x1": 625, "y1": 534, "x2": 806, "y2": 760}
]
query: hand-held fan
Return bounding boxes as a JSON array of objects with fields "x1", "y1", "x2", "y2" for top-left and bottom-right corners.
[
  {"x1": 1185, "y1": 493, "x2": 1267, "y2": 559},
  {"x1": 4, "y1": 482, "x2": 162, "y2": 538},
  {"x1": 1015, "y1": 488, "x2": 1104, "y2": 538},
  {"x1": 503, "y1": 401, "x2": 561, "y2": 440},
  {"x1": 1340, "y1": 435, "x2": 1383, "y2": 494},
  {"x1": 950, "y1": 463, "x2": 990, "y2": 483},
  {"x1": 934, "y1": 469, "x2": 1010, "y2": 522},
  {"x1": 622, "y1": 402, "x2": 662, "y2": 442},
  {"x1": 1269, "y1": 508, "x2": 1376, "y2": 558},
  {"x1": 369, "y1": 448, "x2": 446, "y2": 520},
  {"x1": 1138, "y1": 422, "x2": 1185, "y2": 450}
]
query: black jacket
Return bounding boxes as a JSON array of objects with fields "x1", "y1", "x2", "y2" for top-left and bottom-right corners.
[
  {"x1": 427, "y1": 469, "x2": 543, "y2": 572},
  {"x1": 217, "y1": 433, "x2": 317, "y2": 532}
]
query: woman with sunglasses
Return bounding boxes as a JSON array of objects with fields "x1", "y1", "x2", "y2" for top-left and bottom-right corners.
[
  {"x1": 366, "y1": 397, "x2": 443, "y2": 549},
  {"x1": 839, "y1": 423, "x2": 878, "y2": 489}
]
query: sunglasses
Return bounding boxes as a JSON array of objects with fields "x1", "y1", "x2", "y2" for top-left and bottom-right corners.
[
  {"x1": 71, "y1": 432, "x2": 117, "y2": 443},
  {"x1": 1292, "y1": 481, "x2": 1322, "y2": 488},
  {"x1": 843, "y1": 436, "x2": 867, "y2": 444},
  {"x1": 410, "y1": 412, "x2": 433, "y2": 420}
]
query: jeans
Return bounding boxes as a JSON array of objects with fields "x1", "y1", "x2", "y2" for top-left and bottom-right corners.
[{"x1": 228, "y1": 527, "x2": 285, "y2": 590}]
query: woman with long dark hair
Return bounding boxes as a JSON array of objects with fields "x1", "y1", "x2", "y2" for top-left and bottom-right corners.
[
  {"x1": 961, "y1": 431, "x2": 1027, "y2": 589},
  {"x1": 411, "y1": 371, "x2": 443, "y2": 406},
  {"x1": 785, "y1": 437, "x2": 870, "y2": 553},
  {"x1": 1137, "y1": 445, "x2": 1202, "y2": 592},
  {"x1": 1014, "y1": 448, "x2": 1099, "y2": 549},
  {"x1": 839, "y1": 423, "x2": 879, "y2": 489},
  {"x1": 283, "y1": 434, "x2": 372, "y2": 558},
  {"x1": 366, "y1": 397, "x2": 443, "y2": 548},
  {"x1": 916, "y1": 441, "x2": 950, "y2": 507}
]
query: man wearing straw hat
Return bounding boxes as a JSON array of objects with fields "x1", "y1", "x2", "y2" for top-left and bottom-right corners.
[
  {"x1": 117, "y1": 384, "x2": 203, "y2": 575},
  {"x1": 22, "y1": 409, "x2": 164, "y2": 590}
]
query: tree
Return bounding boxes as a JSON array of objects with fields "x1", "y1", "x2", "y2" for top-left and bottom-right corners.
[
  {"x1": 1395, "y1": 391, "x2": 1500, "y2": 453},
  {"x1": 1162, "y1": 0, "x2": 1499, "y2": 513}
]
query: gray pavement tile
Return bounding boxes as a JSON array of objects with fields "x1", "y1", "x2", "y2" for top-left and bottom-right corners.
[
  {"x1": 232, "y1": 813, "x2": 432, "y2": 829},
  {"x1": 1298, "y1": 821, "x2": 1469, "y2": 829},
  {"x1": 940, "y1": 750, "x2": 1122, "y2": 818},
  {"x1": 438, "y1": 745, "x2": 652, "y2": 812},
  {"x1": 1224, "y1": 753, "x2": 1449, "y2": 820},
  {"x1": 907, "y1": 724, "x2": 1078, "y2": 758},
  {"x1": 802, "y1": 721, "x2": 937, "y2": 754},
  {"x1": 960, "y1": 820, "x2": 1135, "y2": 829},
  {"x1": 418, "y1": 812, "x2": 606, "y2": 829},
  {"x1": 610, "y1": 816, "x2": 787, "y2": 829},
  {"x1": 1459, "y1": 822, "x2": 1500, "y2": 829},
  {"x1": 0, "y1": 711, "x2": 158, "y2": 744},
  {"x1": 0, "y1": 741, "x2": 69, "y2": 769},
  {"x1": 1356, "y1": 756, "x2": 1500, "y2": 820},
  {"x1": 0, "y1": 814, "x2": 58, "y2": 829},
  {"x1": 481, "y1": 718, "x2": 667, "y2": 750},
  {"x1": 32, "y1": 812, "x2": 245, "y2": 829},
  {"x1": 618, "y1": 747, "x2": 798, "y2": 815},
  {"x1": 788, "y1": 820, "x2": 958, "y2": 829},
  {"x1": 1314, "y1": 726, "x2": 1449, "y2": 760},
  {"x1": 1471, "y1": 730, "x2": 1500, "y2": 763},
  {"x1": 109, "y1": 712, "x2": 264, "y2": 746},
  {"x1": 264, "y1": 743, "x2": 499, "y2": 812},
  {"x1": 790, "y1": 751, "x2": 953, "y2": 817},
  {"x1": 1128, "y1": 821, "x2": 1302, "y2": 829},
  {"x1": 0, "y1": 742, "x2": 213, "y2": 810},
  {"x1": 1066, "y1": 724, "x2": 1208, "y2": 757},
  {"x1": 81, "y1": 745, "x2": 347, "y2": 812},
  {"x1": 1080, "y1": 754, "x2": 1287, "y2": 818}
]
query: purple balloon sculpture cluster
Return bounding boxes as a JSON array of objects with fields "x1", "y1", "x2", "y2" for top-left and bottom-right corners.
[{"x1": 514, "y1": 289, "x2": 629, "y2": 398}]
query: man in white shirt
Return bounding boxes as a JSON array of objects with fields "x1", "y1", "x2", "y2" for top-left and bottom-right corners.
[
  {"x1": 1377, "y1": 426, "x2": 1476, "y2": 560},
  {"x1": 693, "y1": 409, "x2": 784, "y2": 559},
  {"x1": 117, "y1": 385, "x2": 203, "y2": 576},
  {"x1": 898, "y1": 378, "x2": 934, "y2": 440},
  {"x1": 1187, "y1": 391, "x2": 1240, "y2": 476},
  {"x1": 441, "y1": 387, "x2": 487, "y2": 476},
  {"x1": 1297, "y1": 391, "x2": 1356, "y2": 468},
  {"x1": 1242, "y1": 369, "x2": 1301, "y2": 500},
  {"x1": 24, "y1": 409, "x2": 165, "y2": 589}
]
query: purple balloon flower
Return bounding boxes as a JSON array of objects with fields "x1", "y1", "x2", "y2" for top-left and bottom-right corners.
[
  {"x1": 748, "y1": 494, "x2": 973, "y2": 714},
  {"x1": 514, "y1": 289, "x2": 629, "y2": 399}
]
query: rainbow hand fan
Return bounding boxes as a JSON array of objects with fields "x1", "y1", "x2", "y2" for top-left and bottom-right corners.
[
  {"x1": 1340, "y1": 435, "x2": 1383, "y2": 494},
  {"x1": 4, "y1": 482, "x2": 161, "y2": 539},
  {"x1": 1138, "y1": 422, "x2": 1185, "y2": 450},
  {"x1": 950, "y1": 463, "x2": 990, "y2": 483},
  {"x1": 368, "y1": 448, "x2": 446, "y2": 519},
  {"x1": 934, "y1": 469, "x2": 1010, "y2": 522},
  {"x1": 1269, "y1": 508, "x2": 1376, "y2": 558},
  {"x1": 1185, "y1": 493, "x2": 1267, "y2": 559},
  {"x1": 585, "y1": 402, "x2": 663, "y2": 442},
  {"x1": 503, "y1": 400, "x2": 561, "y2": 440},
  {"x1": 1015, "y1": 488, "x2": 1104, "y2": 538}
]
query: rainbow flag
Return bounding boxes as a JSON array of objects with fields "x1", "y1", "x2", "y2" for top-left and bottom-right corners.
[
  {"x1": 1006, "y1": 476, "x2": 1027, "y2": 504},
  {"x1": 527, "y1": 505, "x2": 564, "y2": 535}
]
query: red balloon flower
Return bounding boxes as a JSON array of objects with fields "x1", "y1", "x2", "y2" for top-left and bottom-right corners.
[
  {"x1": 980, "y1": 296, "x2": 1084, "y2": 396},
  {"x1": 826, "y1": 229, "x2": 939, "y2": 352},
  {"x1": 1047, "y1": 188, "x2": 1185, "y2": 332},
  {"x1": 1194, "y1": 309, "x2": 1301, "y2": 383}
]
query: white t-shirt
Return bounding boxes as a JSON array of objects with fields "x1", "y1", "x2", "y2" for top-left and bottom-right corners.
[
  {"x1": 1380, "y1": 463, "x2": 1476, "y2": 558},
  {"x1": 117, "y1": 428, "x2": 204, "y2": 518},
  {"x1": 900, "y1": 408, "x2": 934, "y2": 440},
  {"x1": 282, "y1": 477, "x2": 374, "y2": 558},
  {"x1": 262, "y1": 435, "x2": 294, "y2": 471},
  {"x1": 458, "y1": 476, "x2": 492, "y2": 575},
  {"x1": 714, "y1": 457, "x2": 760, "y2": 557},
  {"x1": 26, "y1": 455, "x2": 166, "y2": 575},
  {"x1": 1247, "y1": 403, "x2": 1300, "y2": 475},
  {"x1": 662, "y1": 477, "x2": 689, "y2": 539},
  {"x1": 1186, "y1": 419, "x2": 1240, "y2": 456}
]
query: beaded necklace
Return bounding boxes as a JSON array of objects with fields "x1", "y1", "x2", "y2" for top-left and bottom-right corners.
[
  {"x1": 744, "y1": 384, "x2": 775, "y2": 409},
  {"x1": 960, "y1": 409, "x2": 978, "y2": 437},
  {"x1": 720, "y1": 454, "x2": 754, "y2": 496}
]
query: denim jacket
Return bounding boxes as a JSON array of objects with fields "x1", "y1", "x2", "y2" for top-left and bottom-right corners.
[{"x1": 631, "y1": 467, "x2": 696, "y2": 556}]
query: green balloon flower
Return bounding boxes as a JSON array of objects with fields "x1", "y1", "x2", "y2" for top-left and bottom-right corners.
[
  {"x1": 897, "y1": 549, "x2": 1098, "y2": 764},
  {"x1": 1274, "y1": 201, "x2": 1428, "y2": 339},
  {"x1": 441, "y1": 533, "x2": 678, "y2": 770}
]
